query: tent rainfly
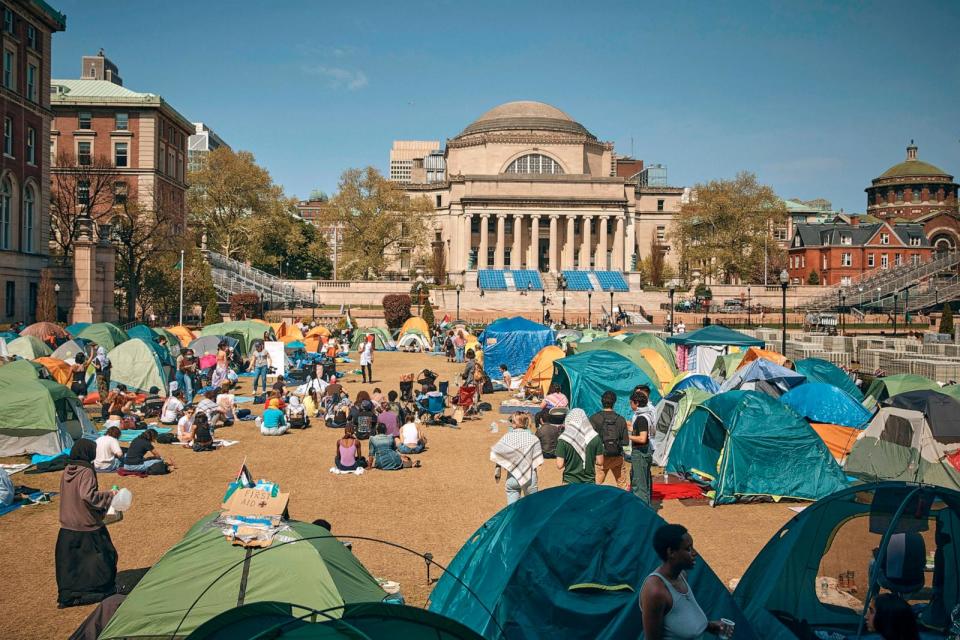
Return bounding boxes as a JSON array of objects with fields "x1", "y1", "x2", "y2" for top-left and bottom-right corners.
[{"x1": 479, "y1": 317, "x2": 555, "y2": 379}]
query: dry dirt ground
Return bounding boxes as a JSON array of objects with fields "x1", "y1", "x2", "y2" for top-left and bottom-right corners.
[{"x1": 0, "y1": 351, "x2": 797, "y2": 639}]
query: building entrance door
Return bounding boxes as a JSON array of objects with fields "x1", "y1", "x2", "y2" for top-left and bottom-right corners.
[{"x1": 538, "y1": 239, "x2": 550, "y2": 272}]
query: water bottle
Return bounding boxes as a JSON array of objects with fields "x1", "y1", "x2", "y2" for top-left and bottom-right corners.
[
  {"x1": 110, "y1": 488, "x2": 133, "y2": 512},
  {"x1": 489, "y1": 421, "x2": 499, "y2": 433}
]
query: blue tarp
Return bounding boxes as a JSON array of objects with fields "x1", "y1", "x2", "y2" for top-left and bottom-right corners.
[
  {"x1": 478, "y1": 317, "x2": 555, "y2": 379},
  {"x1": 793, "y1": 358, "x2": 863, "y2": 401},
  {"x1": 780, "y1": 383, "x2": 872, "y2": 428},
  {"x1": 719, "y1": 359, "x2": 806, "y2": 398}
]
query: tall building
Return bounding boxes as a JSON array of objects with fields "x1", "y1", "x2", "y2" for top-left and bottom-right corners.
[
  {"x1": 51, "y1": 51, "x2": 193, "y2": 227},
  {"x1": 0, "y1": 0, "x2": 66, "y2": 322},
  {"x1": 389, "y1": 140, "x2": 439, "y2": 183},
  {"x1": 188, "y1": 122, "x2": 229, "y2": 172}
]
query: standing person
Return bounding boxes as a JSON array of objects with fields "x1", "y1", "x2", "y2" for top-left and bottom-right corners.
[
  {"x1": 92, "y1": 347, "x2": 111, "y2": 417},
  {"x1": 211, "y1": 341, "x2": 230, "y2": 388},
  {"x1": 359, "y1": 335, "x2": 374, "y2": 384},
  {"x1": 555, "y1": 408, "x2": 603, "y2": 484},
  {"x1": 462, "y1": 349, "x2": 477, "y2": 388},
  {"x1": 535, "y1": 408, "x2": 565, "y2": 459},
  {"x1": 629, "y1": 389, "x2": 657, "y2": 505},
  {"x1": 70, "y1": 353, "x2": 88, "y2": 402},
  {"x1": 55, "y1": 439, "x2": 118, "y2": 608},
  {"x1": 640, "y1": 524, "x2": 728, "y2": 639},
  {"x1": 589, "y1": 390, "x2": 629, "y2": 490},
  {"x1": 248, "y1": 342, "x2": 272, "y2": 398},
  {"x1": 454, "y1": 330, "x2": 466, "y2": 363},
  {"x1": 490, "y1": 412, "x2": 543, "y2": 505},
  {"x1": 444, "y1": 330, "x2": 455, "y2": 362},
  {"x1": 175, "y1": 348, "x2": 196, "y2": 402}
]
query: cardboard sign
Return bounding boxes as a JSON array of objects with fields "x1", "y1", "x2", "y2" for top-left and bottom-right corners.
[
  {"x1": 221, "y1": 488, "x2": 289, "y2": 519},
  {"x1": 263, "y1": 340, "x2": 286, "y2": 379}
]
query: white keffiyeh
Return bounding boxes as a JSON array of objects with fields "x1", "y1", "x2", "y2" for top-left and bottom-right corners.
[
  {"x1": 558, "y1": 408, "x2": 598, "y2": 463},
  {"x1": 490, "y1": 428, "x2": 543, "y2": 486}
]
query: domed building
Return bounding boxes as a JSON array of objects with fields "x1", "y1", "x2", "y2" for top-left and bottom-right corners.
[
  {"x1": 866, "y1": 142, "x2": 959, "y2": 250},
  {"x1": 405, "y1": 101, "x2": 683, "y2": 282}
]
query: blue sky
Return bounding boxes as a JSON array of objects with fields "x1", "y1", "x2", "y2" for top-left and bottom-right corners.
[{"x1": 51, "y1": 0, "x2": 959, "y2": 213}]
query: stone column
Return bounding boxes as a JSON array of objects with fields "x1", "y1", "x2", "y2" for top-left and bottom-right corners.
[
  {"x1": 565, "y1": 216, "x2": 576, "y2": 269},
  {"x1": 597, "y1": 216, "x2": 609, "y2": 270},
  {"x1": 71, "y1": 217, "x2": 97, "y2": 323},
  {"x1": 494, "y1": 214, "x2": 506, "y2": 269},
  {"x1": 580, "y1": 215, "x2": 592, "y2": 269},
  {"x1": 462, "y1": 213, "x2": 473, "y2": 270},
  {"x1": 548, "y1": 215, "x2": 559, "y2": 273},
  {"x1": 613, "y1": 215, "x2": 625, "y2": 271},
  {"x1": 478, "y1": 213, "x2": 490, "y2": 269},
  {"x1": 626, "y1": 213, "x2": 636, "y2": 272},
  {"x1": 528, "y1": 214, "x2": 541, "y2": 271},
  {"x1": 512, "y1": 213, "x2": 524, "y2": 269}
]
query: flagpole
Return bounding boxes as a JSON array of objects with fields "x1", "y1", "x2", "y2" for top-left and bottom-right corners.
[{"x1": 178, "y1": 249, "x2": 185, "y2": 326}]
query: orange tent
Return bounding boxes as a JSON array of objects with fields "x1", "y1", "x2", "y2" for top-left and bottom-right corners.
[
  {"x1": 21, "y1": 321, "x2": 69, "y2": 345},
  {"x1": 521, "y1": 345, "x2": 565, "y2": 395},
  {"x1": 305, "y1": 326, "x2": 331, "y2": 338},
  {"x1": 166, "y1": 325, "x2": 196, "y2": 347},
  {"x1": 735, "y1": 346, "x2": 791, "y2": 371},
  {"x1": 34, "y1": 356, "x2": 72, "y2": 385},
  {"x1": 810, "y1": 423, "x2": 861, "y2": 463}
]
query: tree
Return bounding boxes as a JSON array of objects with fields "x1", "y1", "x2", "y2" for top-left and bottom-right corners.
[
  {"x1": 672, "y1": 172, "x2": 788, "y2": 284},
  {"x1": 643, "y1": 236, "x2": 667, "y2": 287},
  {"x1": 940, "y1": 303, "x2": 954, "y2": 338},
  {"x1": 430, "y1": 240, "x2": 447, "y2": 285},
  {"x1": 807, "y1": 271, "x2": 820, "y2": 285},
  {"x1": 324, "y1": 167, "x2": 433, "y2": 279},
  {"x1": 204, "y1": 296, "x2": 222, "y2": 325},
  {"x1": 382, "y1": 294, "x2": 412, "y2": 329},
  {"x1": 36, "y1": 269, "x2": 56, "y2": 322},
  {"x1": 49, "y1": 152, "x2": 121, "y2": 258},
  {"x1": 421, "y1": 299, "x2": 435, "y2": 327},
  {"x1": 247, "y1": 201, "x2": 332, "y2": 279},
  {"x1": 229, "y1": 293, "x2": 260, "y2": 320}
]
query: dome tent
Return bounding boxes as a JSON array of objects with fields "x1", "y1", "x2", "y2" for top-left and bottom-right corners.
[
  {"x1": 399, "y1": 317, "x2": 431, "y2": 342},
  {"x1": 478, "y1": 317, "x2": 554, "y2": 379},
  {"x1": 652, "y1": 387, "x2": 714, "y2": 468},
  {"x1": 551, "y1": 350, "x2": 661, "y2": 419},
  {"x1": 793, "y1": 357, "x2": 863, "y2": 401},
  {"x1": 6, "y1": 334, "x2": 53, "y2": 359},
  {"x1": 350, "y1": 327, "x2": 395, "y2": 351},
  {"x1": 520, "y1": 345, "x2": 565, "y2": 395},
  {"x1": 20, "y1": 321, "x2": 68, "y2": 345},
  {"x1": 107, "y1": 338, "x2": 169, "y2": 393},
  {"x1": 34, "y1": 356, "x2": 72, "y2": 385},
  {"x1": 780, "y1": 383, "x2": 872, "y2": 429},
  {"x1": 125, "y1": 324, "x2": 175, "y2": 367},
  {"x1": 75, "y1": 322, "x2": 129, "y2": 352},
  {"x1": 620, "y1": 332, "x2": 676, "y2": 370},
  {"x1": 719, "y1": 359, "x2": 807, "y2": 399},
  {"x1": 429, "y1": 484, "x2": 756, "y2": 639},
  {"x1": 201, "y1": 321, "x2": 275, "y2": 356},
  {"x1": 666, "y1": 372, "x2": 720, "y2": 395},
  {"x1": 51, "y1": 338, "x2": 92, "y2": 362},
  {"x1": 573, "y1": 338, "x2": 661, "y2": 389},
  {"x1": 863, "y1": 373, "x2": 939, "y2": 409}
]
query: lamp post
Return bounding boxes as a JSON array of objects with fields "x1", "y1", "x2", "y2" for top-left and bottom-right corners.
[
  {"x1": 557, "y1": 273, "x2": 568, "y2": 324},
  {"x1": 609, "y1": 288, "x2": 615, "y2": 326},
  {"x1": 54, "y1": 283, "x2": 61, "y2": 322},
  {"x1": 746, "y1": 285, "x2": 752, "y2": 327},
  {"x1": 311, "y1": 286, "x2": 317, "y2": 322},
  {"x1": 779, "y1": 269, "x2": 789, "y2": 355},
  {"x1": 841, "y1": 292, "x2": 846, "y2": 335},
  {"x1": 540, "y1": 292, "x2": 547, "y2": 324},
  {"x1": 893, "y1": 291, "x2": 898, "y2": 337},
  {"x1": 455, "y1": 284, "x2": 461, "y2": 321},
  {"x1": 858, "y1": 285, "x2": 864, "y2": 308},
  {"x1": 587, "y1": 290, "x2": 592, "y2": 328},
  {"x1": 668, "y1": 286, "x2": 676, "y2": 336}
]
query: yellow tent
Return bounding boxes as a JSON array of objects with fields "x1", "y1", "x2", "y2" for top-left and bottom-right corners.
[
  {"x1": 34, "y1": 356, "x2": 72, "y2": 385},
  {"x1": 520, "y1": 345, "x2": 565, "y2": 394},
  {"x1": 166, "y1": 325, "x2": 196, "y2": 347},
  {"x1": 639, "y1": 348, "x2": 676, "y2": 390},
  {"x1": 810, "y1": 423, "x2": 860, "y2": 464},
  {"x1": 735, "y1": 346, "x2": 791, "y2": 371},
  {"x1": 305, "y1": 326, "x2": 331, "y2": 338},
  {"x1": 400, "y1": 317, "x2": 431, "y2": 341}
]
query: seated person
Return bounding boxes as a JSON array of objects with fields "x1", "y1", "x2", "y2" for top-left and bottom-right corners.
[
  {"x1": 304, "y1": 388, "x2": 321, "y2": 418},
  {"x1": 492, "y1": 364, "x2": 513, "y2": 392},
  {"x1": 191, "y1": 413, "x2": 215, "y2": 452},
  {"x1": 159, "y1": 390, "x2": 185, "y2": 425},
  {"x1": 258, "y1": 398, "x2": 289, "y2": 436},
  {"x1": 197, "y1": 390, "x2": 226, "y2": 429},
  {"x1": 868, "y1": 593, "x2": 920, "y2": 640},
  {"x1": 398, "y1": 419, "x2": 427, "y2": 454},
  {"x1": 354, "y1": 400, "x2": 378, "y2": 440},
  {"x1": 541, "y1": 384, "x2": 569, "y2": 411},
  {"x1": 370, "y1": 387, "x2": 385, "y2": 408},
  {"x1": 377, "y1": 402, "x2": 400, "y2": 437},
  {"x1": 122, "y1": 429, "x2": 170, "y2": 473},
  {"x1": 176, "y1": 406, "x2": 197, "y2": 444},
  {"x1": 285, "y1": 396, "x2": 310, "y2": 429},
  {"x1": 216, "y1": 382, "x2": 236, "y2": 426},
  {"x1": 105, "y1": 385, "x2": 136, "y2": 417},
  {"x1": 326, "y1": 407, "x2": 349, "y2": 430},
  {"x1": 94, "y1": 426, "x2": 124, "y2": 472},
  {"x1": 536, "y1": 408, "x2": 566, "y2": 459},
  {"x1": 334, "y1": 425, "x2": 362, "y2": 471},
  {"x1": 271, "y1": 375, "x2": 287, "y2": 398},
  {"x1": 263, "y1": 389, "x2": 286, "y2": 410},
  {"x1": 368, "y1": 423, "x2": 412, "y2": 470},
  {"x1": 139, "y1": 386, "x2": 165, "y2": 418}
]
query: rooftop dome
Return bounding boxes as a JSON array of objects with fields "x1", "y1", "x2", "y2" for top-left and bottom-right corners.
[
  {"x1": 457, "y1": 100, "x2": 595, "y2": 138},
  {"x1": 878, "y1": 142, "x2": 952, "y2": 180}
]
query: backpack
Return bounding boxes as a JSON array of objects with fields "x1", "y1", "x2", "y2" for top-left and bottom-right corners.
[
  {"x1": 599, "y1": 412, "x2": 623, "y2": 457},
  {"x1": 355, "y1": 413, "x2": 375, "y2": 439}
]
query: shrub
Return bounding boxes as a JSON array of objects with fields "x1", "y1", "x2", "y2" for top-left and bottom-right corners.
[
  {"x1": 807, "y1": 271, "x2": 820, "y2": 285},
  {"x1": 204, "y1": 297, "x2": 222, "y2": 325},
  {"x1": 941, "y1": 303, "x2": 954, "y2": 338},
  {"x1": 422, "y1": 299, "x2": 435, "y2": 327},
  {"x1": 382, "y1": 294, "x2": 412, "y2": 329},
  {"x1": 229, "y1": 292, "x2": 260, "y2": 320}
]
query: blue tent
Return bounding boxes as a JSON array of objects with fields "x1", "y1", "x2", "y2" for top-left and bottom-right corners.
[
  {"x1": 666, "y1": 325, "x2": 764, "y2": 347},
  {"x1": 670, "y1": 373, "x2": 720, "y2": 394},
  {"x1": 793, "y1": 357, "x2": 863, "y2": 401},
  {"x1": 65, "y1": 322, "x2": 90, "y2": 337},
  {"x1": 478, "y1": 317, "x2": 554, "y2": 379},
  {"x1": 552, "y1": 350, "x2": 661, "y2": 419},
  {"x1": 780, "y1": 383, "x2": 872, "y2": 428},
  {"x1": 719, "y1": 359, "x2": 806, "y2": 398},
  {"x1": 429, "y1": 484, "x2": 757, "y2": 639}
]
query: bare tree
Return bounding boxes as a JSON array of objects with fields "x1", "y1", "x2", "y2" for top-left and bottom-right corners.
[
  {"x1": 36, "y1": 269, "x2": 56, "y2": 322},
  {"x1": 49, "y1": 152, "x2": 120, "y2": 259},
  {"x1": 430, "y1": 239, "x2": 447, "y2": 284}
]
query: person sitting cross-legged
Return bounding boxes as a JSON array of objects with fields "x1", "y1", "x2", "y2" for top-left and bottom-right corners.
[
  {"x1": 257, "y1": 398, "x2": 289, "y2": 436},
  {"x1": 397, "y1": 418, "x2": 427, "y2": 454}
]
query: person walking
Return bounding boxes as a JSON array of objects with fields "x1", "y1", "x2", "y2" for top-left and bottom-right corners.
[
  {"x1": 248, "y1": 342, "x2": 272, "y2": 398},
  {"x1": 491, "y1": 413, "x2": 543, "y2": 505},
  {"x1": 454, "y1": 330, "x2": 466, "y2": 363},
  {"x1": 589, "y1": 390, "x2": 629, "y2": 490},
  {"x1": 92, "y1": 346, "x2": 111, "y2": 418},
  {"x1": 175, "y1": 348, "x2": 196, "y2": 402},
  {"x1": 555, "y1": 408, "x2": 603, "y2": 484},
  {"x1": 360, "y1": 335, "x2": 374, "y2": 383},
  {"x1": 629, "y1": 388, "x2": 657, "y2": 505}
]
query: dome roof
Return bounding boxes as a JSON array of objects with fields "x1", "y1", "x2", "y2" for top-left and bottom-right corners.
[
  {"x1": 877, "y1": 143, "x2": 953, "y2": 181},
  {"x1": 457, "y1": 101, "x2": 594, "y2": 138}
]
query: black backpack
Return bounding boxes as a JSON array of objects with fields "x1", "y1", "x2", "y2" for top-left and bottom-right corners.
[
  {"x1": 355, "y1": 413, "x2": 375, "y2": 439},
  {"x1": 599, "y1": 412, "x2": 623, "y2": 457}
]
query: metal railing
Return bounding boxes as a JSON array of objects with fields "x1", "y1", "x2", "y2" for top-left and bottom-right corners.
[{"x1": 205, "y1": 250, "x2": 313, "y2": 307}]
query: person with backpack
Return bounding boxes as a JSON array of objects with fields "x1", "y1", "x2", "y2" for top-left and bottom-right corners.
[
  {"x1": 285, "y1": 395, "x2": 309, "y2": 429},
  {"x1": 353, "y1": 399, "x2": 377, "y2": 440},
  {"x1": 629, "y1": 389, "x2": 657, "y2": 505},
  {"x1": 589, "y1": 390, "x2": 629, "y2": 489}
]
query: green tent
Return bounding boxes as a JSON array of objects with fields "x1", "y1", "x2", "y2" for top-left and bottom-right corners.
[
  {"x1": 201, "y1": 321, "x2": 274, "y2": 356},
  {"x1": 665, "y1": 325, "x2": 764, "y2": 347},
  {"x1": 793, "y1": 357, "x2": 863, "y2": 401},
  {"x1": 667, "y1": 390, "x2": 848, "y2": 505},
  {"x1": 710, "y1": 351, "x2": 747, "y2": 380},
  {"x1": 552, "y1": 350, "x2": 661, "y2": 419},
  {"x1": 0, "y1": 358, "x2": 48, "y2": 381},
  {"x1": 652, "y1": 388, "x2": 714, "y2": 468},
  {"x1": 576, "y1": 329, "x2": 608, "y2": 343},
  {"x1": 0, "y1": 374, "x2": 94, "y2": 456},
  {"x1": 75, "y1": 322, "x2": 129, "y2": 351},
  {"x1": 862, "y1": 373, "x2": 939, "y2": 408},
  {"x1": 99, "y1": 514, "x2": 387, "y2": 640},
  {"x1": 189, "y1": 602, "x2": 484, "y2": 639},
  {"x1": 349, "y1": 327, "x2": 395, "y2": 351},
  {"x1": 5, "y1": 335, "x2": 53, "y2": 359},
  {"x1": 107, "y1": 337, "x2": 169, "y2": 393},
  {"x1": 126, "y1": 324, "x2": 175, "y2": 367},
  {"x1": 620, "y1": 332, "x2": 677, "y2": 369},
  {"x1": 573, "y1": 338, "x2": 661, "y2": 386},
  {"x1": 938, "y1": 384, "x2": 960, "y2": 402}
]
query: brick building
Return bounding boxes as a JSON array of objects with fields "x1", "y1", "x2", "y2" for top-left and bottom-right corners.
[
  {"x1": 0, "y1": 0, "x2": 65, "y2": 322},
  {"x1": 788, "y1": 218, "x2": 932, "y2": 286}
]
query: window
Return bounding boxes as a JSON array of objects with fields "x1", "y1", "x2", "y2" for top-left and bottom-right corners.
[
  {"x1": 880, "y1": 233, "x2": 889, "y2": 245},
  {"x1": 487, "y1": 247, "x2": 495, "y2": 266},
  {"x1": 435, "y1": 194, "x2": 441, "y2": 207},
  {"x1": 895, "y1": 188, "x2": 904, "y2": 202},
  {"x1": 895, "y1": 253, "x2": 902, "y2": 266},
  {"x1": 2, "y1": 49, "x2": 13, "y2": 89},
  {"x1": 114, "y1": 142, "x2": 128, "y2": 167},
  {"x1": 113, "y1": 181, "x2": 127, "y2": 205},
  {"x1": 26, "y1": 24, "x2": 37, "y2": 50},
  {"x1": 0, "y1": 176, "x2": 10, "y2": 250},
  {"x1": 88, "y1": 65, "x2": 95, "y2": 78},
  {"x1": 841, "y1": 253, "x2": 852, "y2": 267},
  {"x1": 77, "y1": 141, "x2": 91, "y2": 165},
  {"x1": 115, "y1": 112, "x2": 128, "y2": 131},
  {"x1": 881, "y1": 254, "x2": 888, "y2": 269},
  {"x1": 910, "y1": 236, "x2": 921, "y2": 246},
  {"x1": 867, "y1": 254, "x2": 875, "y2": 267},
  {"x1": 801, "y1": 256, "x2": 805, "y2": 268},
  {"x1": 4, "y1": 282, "x2": 13, "y2": 317},
  {"x1": 77, "y1": 179, "x2": 90, "y2": 206},
  {"x1": 22, "y1": 184, "x2": 33, "y2": 253},
  {"x1": 656, "y1": 225, "x2": 666, "y2": 243},
  {"x1": 505, "y1": 218, "x2": 513, "y2": 235},
  {"x1": 504, "y1": 247, "x2": 512, "y2": 267},
  {"x1": 78, "y1": 112, "x2": 92, "y2": 130},
  {"x1": 3, "y1": 116, "x2": 11, "y2": 156},
  {"x1": 25, "y1": 126, "x2": 34, "y2": 164},
  {"x1": 2, "y1": 7, "x2": 12, "y2": 33},
  {"x1": 657, "y1": 199, "x2": 665, "y2": 212},
  {"x1": 822, "y1": 255, "x2": 827, "y2": 269},
  {"x1": 471, "y1": 217, "x2": 479, "y2": 233},
  {"x1": 25, "y1": 63, "x2": 35, "y2": 101},
  {"x1": 912, "y1": 254, "x2": 921, "y2": 265},
  {"x1": 912, "y1": 188, "x2": 921, "y2": 203},
  {"x1": 840, "y1": 234, "x2": 852, "y2": 245},
  {"x1": 504, "y1": 154, "x2": 564, "y2": 175}
]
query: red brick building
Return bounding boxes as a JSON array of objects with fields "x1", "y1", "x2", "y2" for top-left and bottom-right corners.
[{"x1": 788, "y1": 218, "x2": 932, "y2": 286}]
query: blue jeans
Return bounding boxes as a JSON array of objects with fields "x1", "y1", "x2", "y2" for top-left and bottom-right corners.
[
  {"x1": 96, "y1": 458, "x2": 122, "y2": 472},
  {"x1": 505, "y1": 473, "x2": 538, "y2": 505},
  {"x1": 252, "y1": 365, "x2": 269, "y2": 394},
  {"x1": 455, "y1": 346, "x2": 465, "y2": 363},
  {"x1": 123, "y1": 459, "x2": 164, "y2": 473},
  {"x1": 176, "y1": 371, "x2": 193, "y2": 401},
  {"x1": 398, "y1": 443, "x2": 424, "y2": 454}
]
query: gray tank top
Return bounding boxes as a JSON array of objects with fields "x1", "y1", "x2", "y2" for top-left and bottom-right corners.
[{"x1": 644, "y1": 571, "x2": 708, "y2": 640}]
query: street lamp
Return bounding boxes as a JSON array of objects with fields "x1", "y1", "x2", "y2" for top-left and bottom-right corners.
[
  {"x1": 540, "y1": 292, "x2": 547, "y2": 324},
  {"x1": 746, "y1": 285, "x2": 752, "y2": 327},
  {"x1": 54, "y1": 283, "x2": 61, "y2": 322},
  {"x1": 557, "y1": 273, "x2": 568, "y2": 325},
  {"x1": 668, "y1": 286, "x2": 676, "y2": 336},
  {"x1": 609, "y1": 288, "x2": 615, "y2": 326},
  {"x1": 587, "y1": 290, "x2": 592, "y2": 328},
  {"x1": 779, "y1": 269, "x2": 789, "y2": 355},
  {"x1": 455, "y1": 284, "x2": 461, "y2": 321},
  {"x1": 893, "y1": 291, "x2": 899, "y2": 337}
]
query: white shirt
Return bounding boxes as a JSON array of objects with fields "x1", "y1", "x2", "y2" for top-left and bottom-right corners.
[
  {"x1": 400, "y1": 422, "x2": 420, "y2": 447},
  {"x1": 160, "y1": 396, "x2": 184, "y2": 424},
  {"x1": 94, "y1": 435, "x2": 123, "y2": 470},
  {"x1": 177, "y1": 414, "x2": 195, "y2": 440},
  {"x1": 360, "y1": 342, "x2": 374, "y2": 365}
]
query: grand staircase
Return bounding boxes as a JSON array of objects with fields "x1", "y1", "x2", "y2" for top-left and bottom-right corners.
[{"x1": 205, "y1": 250, "x2": 313, "y2": 308}]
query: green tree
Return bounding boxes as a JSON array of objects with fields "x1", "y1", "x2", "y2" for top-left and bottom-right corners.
[
  {"x1": 204, "y1": 296, "x2": 222, "y2": 325},
  {"x1": 421, "y1": 299, "x2": 435, "y2": 327},
  {"x1": 247, "y1": 202, "x2": 332, "y2": 279},
  {"x1": 807, "y1": 271, "x2": 820, "y2": 285},
  {"x1": 940, "y1": 303, "x2": 954, "y2": 338},
  {"x1": 672, "y1": 172, "x2": 788, "y2": 284}
]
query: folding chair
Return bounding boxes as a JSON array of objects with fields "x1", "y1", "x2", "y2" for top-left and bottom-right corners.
[
  {"x1": 417, "y1": 391, "x2": 447, "y2": 425},
  {"x1": 452, "y1": 384, "x2": 479, "y2": 421}
]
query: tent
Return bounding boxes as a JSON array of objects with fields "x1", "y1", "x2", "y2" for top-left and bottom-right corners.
[
  {"x1": 305, "y1": 325, "x2": 330, "y2": 339},
  {"x1": 719, "y1": 359, "x2": 807, "y2": 398},
  {"x1": 620, "y1": 332, "x2": 677, "y2": 369},
  {"x1": 780, "y1": 383, "x2": 872, "y2": 428},
  {"x1": 98, "y1": 514, "x2": 388, "y2": 640},
  {"x1": 107, "y1": 338, "x2": 169, "y2": 393},
  {"x1": 20, "y1": 321, "x2": 68, "y2": 345},
  {"x1": 808, "y1": 423, "x2": 862, "y2": 464},
  {"x1": 552, "y1": 350, "x2": 661, "y2": 419},
  {"x1": 396, "y1": 330, "x2": 431, "y2": 352},
  {"x1": 845, "y1": 390, "x2": 960, "y2": 490},
  {"x1": 350, "y1": 328, "x2": 395, "y2": 351},
  {"x1": 0, "y1": 358, "x2": 49, "y2": 380},
  {"x1": 429, "y1": 484, "x2": 757, "y2": 640},
  {"x1": 576, "y1": 328, "x2": 608, "y2": 343},
  {"x1": 938, "y1": 384, "x2": 960, "y2": 402},
  {"x1": 710, "y1": 351, "x2": 746, "y2": 380},
  {"x1": 51, "y1": 338, "x2": 92, "y2": 362},
  {"x1": 665, "y1": 371, "x2": 720, "y2": 394},
  {"x1": 65, "y1": 321, "x2": 90, "y2": 337},
  {"x1": 6, "y1": 335, "x2": 53, "y2": 359},
  {"x1": 34, "y1": 356, "x2": 73, "y2": 385},
  {"x1": 555, "y1": 329, "x2": 582, "y2": 347},
  {"x1": 665, "y1": 325, "x2": 764, "y2": 348},
  {"x1": 863, "y1": 373, "x2": 940, "y2": 408},
  {"x1": 201, "y1": 321, "x2": 275, "y2": 356},
  {"x1": 189, "y1": 602, "x2": 484, "y2": 640},
  {"x1": 638, "y1": 347, "x2": 676, "y2": 388},
  {"x1": 399, "y1": 317, "x2": 431, "y2": 342},
  {"x1": 478, "y1": 317, "x2": 554, "y2": 379},
  {"x1": 573, "y1": 338, "x2": 661, "y2": 388},
  {"x1": 734, "y1": 482, "x2": 960, "y2": 639},
  {"x1": 667, "y1": 391, "x2": 848, "y2": 504},
  {"x1": 651, "y1": 388, "x2": 714, "y2": 468},
  {"x1": 735, "y1": 346, "x2": 790, "y2": 371},
  {"x1": 167, "y1": 325, "x2": 197, "y2": 347},
  {"x1": 793, "y1": 357, "x2": 863, "y2": 401},
  {"x1": 0, "y1": 368, "x2": 94, "y2": 456},
  {"x1": 520, "y1": 345, "x2": 565, "y2": 395},
  {"x1": 75, "y1": 322, "x2": 128, "y2": 351},
  {"x1": 189, "y1": 335, "x2": 240, "y2": 358},
  {"x1": 125, "y1": 324, "x2": 174, "y2": 367}
]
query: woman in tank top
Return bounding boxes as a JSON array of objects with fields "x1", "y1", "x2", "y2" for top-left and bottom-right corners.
[{"x1": 335, "y1": 425, "x2": 361, "y2": 471}]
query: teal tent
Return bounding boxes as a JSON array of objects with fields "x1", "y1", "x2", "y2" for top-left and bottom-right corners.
[
  {"x1": 429, "y1": 484, "x2": 757, "y2": 639},
  {"x1": 793, "y1": 358, "x2": 863, "y2": 401},
  {"x1": 665, "y1": 325, "x2": 764, "y2": 347},
  {"x1": 201, "y1": 321, "x2": 274, "y2": 356},
  {"x1": 65, "y1": 322, "x2": 90, "y2": 336},
  {"x1": 106, "y1": 338, "x2": 169, "y2": 393},
  {"x1": 734, "y1": 482, "x2": 960, "y2": 639},
  {"x1": 126, "y1": 324, "x2": 175, "y2": 367},
  {"x1": 552, "y1": 350, "x2": 661, "y2": 419},
  {"x1": 76, "y1": 322, "x2": 128, "y2": 351},
  {"x1": 780, "y1": 383, "x2": 872, "y2": 428},
  {"x1": 667, "y1": 391, "x2": 848, "y2": 504}
]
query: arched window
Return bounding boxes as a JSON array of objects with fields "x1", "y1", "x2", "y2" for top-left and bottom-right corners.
[
  {"x1": 22, "y1": 184, "x2": 34, "y2": 253},
  {"x1": 504, "y1": 154, "x2": 564, "y2": 175},
  {"x1": 0, "y1": 177, "x2": 10, "y2": 250}
]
